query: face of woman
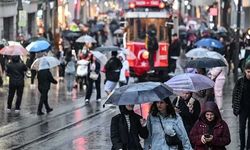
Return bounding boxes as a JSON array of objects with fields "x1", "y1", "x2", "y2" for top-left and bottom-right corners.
[
  {"x1": 125, "y1": 105, "x2": 134, "y2": 111},
  {"x1": 156, "y1": 100, "x2": 167, "y2": 114},
  {"x1": 205, "y1": 112, "x2": 215, "y2": 122}
]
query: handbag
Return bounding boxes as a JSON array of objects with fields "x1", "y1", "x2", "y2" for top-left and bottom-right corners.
[
  {"x1": 89, "y1": 71, "x2": 99, "y2": 80},
  {"x1": 158, "y1": 116, "x2": 181, "y2": 146}
]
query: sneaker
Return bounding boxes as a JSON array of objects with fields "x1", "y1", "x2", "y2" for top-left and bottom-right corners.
[
  {"x1": 6, "y1": 109, "x2": 11, "y2": 113},
  {"x1": 147, "y1": 70, "x2": 155, "y2": 74},
  {"x1": 46, "y1": 108, "x2": 53, "y2": 113},
  {"x1": 37, "y1": 112, "x2": 45, "y2": 116},
  {"x1": 14, "y1": 109, "x2": 20, "y2": 114},
  {"x1": 66, "y1": 91, "x2": 72, "y2": 95},
  {"x1": 85, "y1": 99, "x2": 89, "y2": 104},
  {"x1": 96, "y1": 99, "x2": 102, "y2": 103}
]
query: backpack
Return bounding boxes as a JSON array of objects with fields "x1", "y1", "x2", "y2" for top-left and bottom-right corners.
[{"x1": 76, "y1": 65, "x2": 88, "y2": 77}]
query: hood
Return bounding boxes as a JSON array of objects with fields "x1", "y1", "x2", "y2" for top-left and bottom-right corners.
[
  {"x1": 12, "y1": 56, "x2": 20, "y2": 63},
  {"x1": 200, "y1": 101, "x2": 222, "y2": 124}
]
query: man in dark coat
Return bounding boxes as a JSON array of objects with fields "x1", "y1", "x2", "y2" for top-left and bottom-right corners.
[
  {"x1": 169, "y1": 33, "x2": 181, "y2": 73},
  {"x1": 173, "y1": 92, "x2": 201, "y2": 134},
  {"x1": 37, "y1": 68, "x2": 57, "y2": 115},
  {"x1": 190, "y1": 101, "x2": 231, "y2": 150},
  {"x1": 232, "y1": 61, "x2": 250, "y2": 150},
  {"x1": 6, "y1": 56, "x2": 27, "y2": 113},
  {"x1": 104, "y1": 51, "x2": 122, "y2": 95},
  {"x1": 146, "y1": 28, "x2": 158, "y2": 73},
  {"x1": 110, "y1": 105, "x2": 148, "y2": 150}
]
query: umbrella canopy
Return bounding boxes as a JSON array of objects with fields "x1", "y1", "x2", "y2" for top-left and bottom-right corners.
[
  {"x1": 94, "y1": 46, "x2": 121, "y2": 53},
  {"x1": 217, "y1": 26, "x2": 227, "y2": 33},
  {"x1": 165, "y1": 73, "x2": 214, "y2": 93},
  {"x1": 185, "y1": 47, "x2": 210, "y2": 58},
  {"x1": 0, "y1": 45, "x2": 27, "y2": 56},
  {"x1": 114, "y1": 28, "x2": 123, "y2": 35},
  {"x1": 90, "y1": 24, "x2": 105, "y2": 33},
  {"x1": 31, "y1": 56, "x2": 60, "y2": 71},
  {"x1": 76, "y1": 35, "x2": 97, "y2": 43},
  {"x1": 105, "y1": 82, "x2": 173, "y2": 105},
  {"x1": 77, "y1": 59, "x2": 89, "y2": 65},
  {"x1": 91, "y1": 51, "x2": 107, "y2": 65},
  {"x1": 185, "y1": 57, "x2": 227, "y2": 68},
  {"x1": 195, "y1": 38, "x2": 223, "y2": 48},
  {"x1": 62, "y1": 30, "x2": 82, "y2": 41},
  {"x1": 26, "y1": 40, "x2": 51, "y2": 52},
  {"x1": 7, "y1": 41, "x2": 22, "y2": 46}
]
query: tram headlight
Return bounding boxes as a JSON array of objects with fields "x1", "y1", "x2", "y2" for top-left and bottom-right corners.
[{"x1": 142, "y1": 51, "x2": 149, "y2": 60}]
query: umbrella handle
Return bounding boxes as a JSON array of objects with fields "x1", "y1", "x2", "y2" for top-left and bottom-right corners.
[{"x1": 140, "y1": 104, "x2": 143, "y2": 116}]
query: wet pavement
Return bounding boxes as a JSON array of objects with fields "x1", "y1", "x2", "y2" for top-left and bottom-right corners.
[{"x1": 0, "y1": 68, "x2": 242, "y2": 149}]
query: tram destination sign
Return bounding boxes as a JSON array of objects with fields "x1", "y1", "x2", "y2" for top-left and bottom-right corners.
[{"x1": 131, "y1": 0, "x2": 160, "y2": 7}]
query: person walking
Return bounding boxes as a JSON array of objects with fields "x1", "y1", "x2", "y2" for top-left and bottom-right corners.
[
  {"x1": 146, "y1": 26, "x2": 158, "y2": 73},
  {"x1": 64, "y1": 52, "x2": 77, "y2": 95},
  {"x1": 37, "y1": 67, "x2": 57, "y2": 115},
  {"x1": 232, "y1": 61, "x2": 250, "y2": 150},
  {"x1": 190, "y1": 101, "x2": 231, "y2": 150},
  {"x1": 173, "y1": 92, "x2": 201, "y2": 134},
  {"x1": 6, "y1": 56, "x2": 27, "y2": 113},
  {"x1": 26, "y1": 52, "x2": 37, "y2": 87},
  {"x1": 104, "y1": 51, "x2": 122, "y2": 95},
  {"x1": 144, "y1": 97, "x2": 192, "y2": 150},
  {"x1": 110, "y1": 105, "x2": 148, "y2": 150},
  {"x1": 209, "y1": 67, "x2": 226, "y2": 111},
  {"x1": 118, "y1": 53, "x2": 129, "y2": 87},
  {"x1": 84, "y1": 54, "x2": 101, "y2": 103},
  {"x1": 169, "y1": 33, "x2": 181, "y2": 73}
]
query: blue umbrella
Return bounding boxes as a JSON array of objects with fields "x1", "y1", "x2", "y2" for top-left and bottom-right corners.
[
  {"x1": 165, "y1": 73, "x2": 214, "y2": 93},
  {"x1": 195, "y1": 38, "x2": 223, "y2": 48},
  {"x1": 104, "y1": 82, "x2": 173, "y2": 105},
  {"x1": 26, "y1": 40, "x2": 51, "y2": 52}
]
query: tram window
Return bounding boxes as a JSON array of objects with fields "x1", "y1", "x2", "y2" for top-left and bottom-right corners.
[
  {"x1": 138, "y1": 20, "x2": 146, "y2": 40},
  {"x1": 128, "y1": 19, "x2": 134, "y2": 41},
  {"x1": 159, "y1": 25, "x2": 164, "y2": 41}
]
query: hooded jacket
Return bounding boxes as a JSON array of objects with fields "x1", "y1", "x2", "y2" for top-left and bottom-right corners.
[
  {"x1": 190, "y1": 101, "x2": 231, "y2": 150},
  {"x1": 110, "y1": 106, "x2": 148, "y2": 150}
]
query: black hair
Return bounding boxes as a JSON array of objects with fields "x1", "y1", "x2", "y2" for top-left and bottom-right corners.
[
  {"x1": 12, "y1": 56, "x2": 20, "y2": 63},
  {"x1": 111, "y1": 51, "x2": 118, "y2": 57},
  {"x1": 149, "y1": 97, "x2": 176, "y2": 118},
  {"x1": 245, "y1": 61, "x2": 250, "y2": 70}
]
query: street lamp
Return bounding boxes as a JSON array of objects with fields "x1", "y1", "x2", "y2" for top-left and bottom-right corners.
[{"x1": 17, "y1": 0, "x2": 23, "y2": 39}]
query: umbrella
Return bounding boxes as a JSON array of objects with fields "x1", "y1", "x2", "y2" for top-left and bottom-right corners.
[
  {"x1": 91, "y1": 51, "x2": 107, "y2": 65},
  {"x1": 26, "y1": 40, "x2": 51, "y2": 52},
  {"x1": 217, "y1": 26, "x2": 227, "y2": 33},
  {"x1": 114, "y1": 29, "x2": 123, "y2": 35},
  {"x1": 76, "y1": 35, "x2": 97, "y2": 43},
  {"x1": 195, "y1": 38, "x2": 224, "y2": 48},
  {"x1": 62, "y1": 30, "x2": 82, "y2": 41},
  {"x1": 185, "y1": 47, "x2": 210, "y2": 58},
  {"x1": 185, "y1": 57, "x2": 227, "y2": 68},
  {"x1": 104, "y1": 82, "x2": 173, "y2": 105},
  {"x1": 94, "y1": 46, "x2": 121, "y2": 53},
  {"x1": 90, "y1": 24, "x2": 105, "y2": 33},
  {"x1": 7, "y1": 41, "x2": 22, "y2": 46},
  {"x1": 31, "y1": 56, "x2": 60, "y2": 71},
  {"x1": 0, "y1": 45, "x2": 27, "y2": 56},
  {"x1": 120, "y1": 48, "x2": 136, "y2": 59},
  {"x1": 178, "y1": 25, "x2": 186, "y2": 31},
  {"x1": 165, "y1": 73, "x2": 214, "y2": 93}
]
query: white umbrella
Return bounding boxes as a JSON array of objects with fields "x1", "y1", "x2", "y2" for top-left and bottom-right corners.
[
  {"x1": 185, "y1": 48, "x2": 210, "y2": 58},
  {"x1": 91, "y1": 51, "x2": 107, "y2": 65},
  {"x1": 31, "y1": 56, "x2": 60, "y2": 70},
  {"x1": 114, "y1": 29, "x2": 123, "y2": 34},
  {"x1": 76, "y1": 35, "x2": 97, "y2": 43},
  {"x1": 7, "y1": 41, "x2": 22, "y2": 46}
]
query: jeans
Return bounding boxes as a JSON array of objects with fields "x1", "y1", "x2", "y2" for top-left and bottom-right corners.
[
  {"x1": 7, "y1": 84, "x2": 24, "y2": 110},
  {"x1": 239, "y1": 110, "x2": 250, "y2": 150},
  {"x1": 85, "y1": 75, "x2": 101, "y2": 100},
  {"x1": 65, "y1": 72, "x2": 75, "y2": 92}
]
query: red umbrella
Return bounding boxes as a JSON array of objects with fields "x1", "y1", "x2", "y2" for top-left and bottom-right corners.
[{"x1": 0, "y1": 45, "x2": 27, "y2": 56}]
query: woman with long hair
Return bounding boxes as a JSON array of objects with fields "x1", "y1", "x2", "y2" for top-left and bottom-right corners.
[{"x1": 144, "y1": 97, "x2": 192, "y2": 150}]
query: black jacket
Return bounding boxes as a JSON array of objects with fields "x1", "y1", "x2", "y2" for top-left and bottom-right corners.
[
  {"x1": 6, "y1": 62, "x2": 27, "y2": 86},
  {"x1": 173, "y1": 97, "x2": 200, "y2": 134},
  {"x1": 232, "y1": 77, "x2": 247, "y2": 116},
  {"x1": 37, "y1": 69, "x2": 57, "y2": 91},
  {"x1": 111, "y1": 113, "x2": 148, "y2": 150},
  {"x1": 105, "y1": 57, "x2": 122, "y2": 82},
  {"x1": 87, "y1": 61, "x2": 101, "y2": 77}
]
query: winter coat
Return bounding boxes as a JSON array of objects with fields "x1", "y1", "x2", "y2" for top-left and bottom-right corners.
[
  {"x1": 110, "y1": 113, "x2": 148, "y2": 150},
  {"x1": 37, "y1": 69, "x2": 57, "y2": 91},
  {"x1": 87, "y1": 60, "x2": 101, "y2": 78},
  {"x1": 173, "y1": 96, "x2": 201, "y2": 134},
  {"x1": 144, "y1": 114, "x2": 192, "y2": 150},
  {"x1": 232, "y1": 77, "x2": 246, "y2": 116},
  {"x1": 105, "y1": 57, "x2": 122, "y2": 82},
  {"x1": 190, "y1": 101, "x2": 231, "y2": 150},
  {"x1": 6, "y1": 61, "x2": 27, "y2": 86}
]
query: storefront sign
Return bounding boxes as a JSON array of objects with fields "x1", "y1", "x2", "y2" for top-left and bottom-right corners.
[{"x1": 18, "y1": 10, "x2": 27, "y2": 27}]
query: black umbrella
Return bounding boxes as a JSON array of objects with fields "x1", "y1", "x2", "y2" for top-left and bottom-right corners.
[
  {"x1": 90, "y1": 24, "x2": 105, "y2": 33},
  {"x1": 94, "y1": 46, "x2": 121, "y2": 53},
  {"x1": 104, "y1": 82, "x2": 173, "y2": 105},
  {"x1": 185, "y1": 57, "x2": 226, "y2": 68},
  {"x1": 61, "y1": 30, "x2": 82, "y2": 41}
]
